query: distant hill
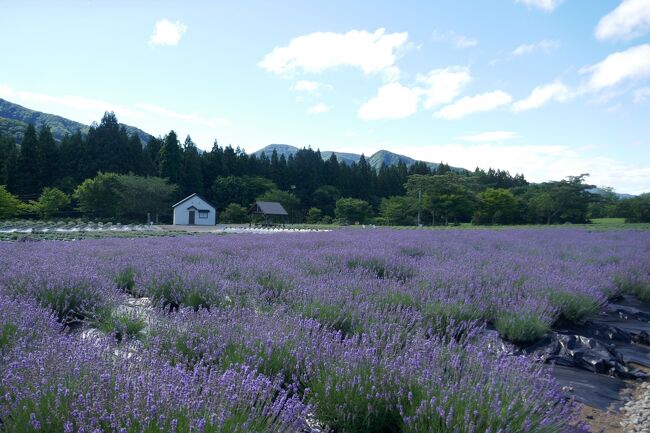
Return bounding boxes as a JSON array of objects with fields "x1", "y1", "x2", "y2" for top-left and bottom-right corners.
[
  {"x1": 0, "y1": 98, "x2": 150, "y2": 144},
  {"x1": 588, "y1": 188, "x2": 635, "y2": 200},
  {"x1": 254, "y1": 144, "x2": 464, "y2": 172},
  {"x1": 321, "y1": 150, "x2": 361, "y2": 166},
  {"x1": 255, "y1": 144, "x2": 361, "y2": 166},
  {"x1": 254, "y1": 144, "x2": 299, "y2": 159}
]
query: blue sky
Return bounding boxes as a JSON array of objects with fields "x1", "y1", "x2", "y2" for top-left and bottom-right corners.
[{"x1": 1, "y1": 0, "x2": 649, "y2": 193}]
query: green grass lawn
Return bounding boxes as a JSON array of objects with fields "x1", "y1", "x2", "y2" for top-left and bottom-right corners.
[{"x1": 368, "y1": 218, "x2": 650, "y2": 231}]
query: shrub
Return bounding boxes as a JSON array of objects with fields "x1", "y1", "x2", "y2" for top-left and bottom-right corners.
[
  {"x1": 256, "y1": 273, "x2": 292, "y2": 303},
  {"x1": 147, "y1": 275, "x2": 216, "y2": 312},
  {"x1": 379, "y1": 291, "x2": 418, "y2": 309},
  {"x1": 615, "y1": 275, "x2": 650, "y2": 302},
  {"x1": 34, "y1": 187, "x2": 71, "y2": 218},
  {"x1": 494, "y1": 311, "x2": 550, "y2": 344},
  {"x1": 400, "y1": 246, "x2": 426, "y2": 258},
  {"x1": 221, "y1": 203, "x2": 249, "y2": 223},
  {"x1": 347, "y1": 257, "x2": 415, "y2": 282},
  {"x1": 115, "y1": 266, "x2": 138, "y2": 296},
  {"x1": 548, "y1": 291, "x2": 602, "y2": 323},
  {"x1": 401, "y1": 335, "x2": 573, "y2": 433},
  {"x1": 335, "y1": 198, "x2": 372, "y2": 224},
  {"x1": 422, "y1": 301, "x2": 483, "y2": 335},
  {"x1": 0, "y1": 186, "x2": 23, "y2": 219},
  {"x1": 308, "y1": 361, "x2": 402, "y2": 433},
  {"x1": 297, "y1": 301, "x2": 360, "y2": 336},
  {"x1": 185, "y1": 289, "x2": 213, "y2": 311},
  {"x1": 306, "y1": 207, "x2": 323, "y2": 224},
  {"x1": 99, "y1": 310, "x2": 147, "y2": 341},
  {"x1": 0, "y1": 322, "x2": 18, "y2": 353},
  {"x1": 32, "y1": 282, "x2": 112, "y2": 325}
]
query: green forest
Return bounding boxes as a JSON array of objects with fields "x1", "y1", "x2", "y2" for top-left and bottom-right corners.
[{"x1": 0, "y1": 112, "x2": 648, "y2": 225}]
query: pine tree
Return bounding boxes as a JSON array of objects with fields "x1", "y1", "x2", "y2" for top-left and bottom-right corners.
[
  {"x1": 15, "y1": 124, "x2": 42, "y2": 196},
  {"x1": 84, "y1": 112, "x2": 129, "y2": 177},
  {"x1": 181, "y1": 135, "x2": 203, "y2": 196},
  {"x1": 126, "y1": 134, "x2": 144, "y2": 174},
  {"x1": 158, "y1": 130, "x2": 182, "y2": 185},
  {"x1": 0, "y1": 134, "x2": 16, "y2": 185},
  {"x1": 58, "y1": 131, "x2": 84, "y2": 184},
  {"x1": 201, "y1": 140, "x2": 224, "y2": 193},
  {"x1": 143, "y1": 136, "x2": 163, "y2": 176},
  {"x1": 37, "y1": 126, "x2": 58, "y2": 187}
]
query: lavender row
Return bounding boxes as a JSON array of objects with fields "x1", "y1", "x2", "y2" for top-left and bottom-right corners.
[
  {"x1": 1, "y1": 293, "x2": 580, "y2": 432},
  {"x1": 0, "y1": 294, "x2": 311, "y2": 432},
  {"x1": 3, "y1": 229, "x2": 646, "y2": 342}
]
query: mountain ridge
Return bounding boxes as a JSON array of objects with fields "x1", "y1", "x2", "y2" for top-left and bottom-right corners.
[
  {"x1": 0, "y1": 98, "x2": 150, "y2": 144},
  {"x1": 254, "y1": 143, "x2": 464, "y2": 172}
]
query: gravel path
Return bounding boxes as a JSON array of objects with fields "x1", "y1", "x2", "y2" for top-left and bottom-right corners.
[{"x1": 621, "y1": 381, "x2": 650, "y2": 432}]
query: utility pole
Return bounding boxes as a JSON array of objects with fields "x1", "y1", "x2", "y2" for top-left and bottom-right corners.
[{"x1": 417, "y1": 189, "x2": 421, "y2": 227}]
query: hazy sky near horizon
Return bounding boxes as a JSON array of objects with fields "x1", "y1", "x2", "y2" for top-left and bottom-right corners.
[{"x1": 1, "y1": 0, "x2": 650, "y2": 193}]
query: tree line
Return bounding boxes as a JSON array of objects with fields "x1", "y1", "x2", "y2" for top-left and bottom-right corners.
[{"x1": 0, "y1": 111, "x2": 648, "y2": 224}]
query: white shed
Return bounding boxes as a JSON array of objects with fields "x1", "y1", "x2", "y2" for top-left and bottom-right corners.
[{"x1": 172, "y1": 193, "x2": 217, "y2": 226}]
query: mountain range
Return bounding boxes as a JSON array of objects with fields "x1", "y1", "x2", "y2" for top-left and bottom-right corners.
[
  {"x1": 0, "y1": 98, "x2": 150, "y2": 144},
  {"x1": 254, "y1": 144, "x2": 463, "y2": 172}
]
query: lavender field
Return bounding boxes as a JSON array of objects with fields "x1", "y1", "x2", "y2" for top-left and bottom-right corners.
[{"x1": 1, "y1": 228, "x2": 649, "y2": 432}]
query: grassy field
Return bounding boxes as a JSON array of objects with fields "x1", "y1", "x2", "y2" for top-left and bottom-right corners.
[{"x1": 383, "y1": 218, "x2": 650, "y2": 231}]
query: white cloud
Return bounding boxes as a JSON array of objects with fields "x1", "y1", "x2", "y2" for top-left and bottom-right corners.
[
  {"x1": 135, "y1": 103, "x2": 230, "y2": 128},
  {"x1": 149, "y1": 19, "x2": 187, "y2": 46},
  {"x1": 582, "y1": 44, "x2": 650, "y2": 90},
  {"x1": 454, "y1": 35, "x2": 478, "y2": 48},
  {"x1": 358, "y1": 83, "x2": 419, "y2": 120},
  {"x1": 512, "y1": 81, "x2": 571, "y2": 112},
  {"x1": 292, "y1": 80, "x2": 323, "y2": 93},
  {"x1": 434, "y1": 91, "x2": 512, "y2": 120},
  {"x1": 258, "y1": 28, "x2": 408, "y2": 78},
  {"x1": 431, "y1": 30, "x2": 478, "y2": 49},
  {"x1": 515, "y1": 0, "x2": 564, "y2": 12},
  {"x1": 634, "y1": 86, "x2": 650, "y2": 102},
  {"x1": 416, "y1": 67, "x2": 472, "y2": 108},
  {"x1": 595, "y1": 0, "x2": 650, "y2": 41},
  {"x1": 307, "y1": 103, "x2": 330, "y2": 114},
  {"x1": 0, "y1": 85, "x2": 229, "y2": 150},
  {"x1": 407, "y1": 143, "x2": 650, "y2": 194},
  {"x1": 512, "y1": 39, "x2": 560, "y2": 56},
  {"x1": 358, "y1": 67, "x2": 471, "y2": 120},
  {"x1": 0, "y1": 85, "x2": 144, "y2": 123},
  {"x1": 459, "y1": 131, "x2": 518, "y2": 142}
]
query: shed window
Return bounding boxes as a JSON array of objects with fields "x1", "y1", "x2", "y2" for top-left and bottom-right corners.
[{"x1": 199, "y1": 210, "x2": 209, "y2": 219}]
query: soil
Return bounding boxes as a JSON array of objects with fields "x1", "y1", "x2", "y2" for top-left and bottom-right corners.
[
  {"x1": 579, "y1": 364, "x2": 650, "y2": 432},
  {"x1": 580, "y1": 404, "x2": 626, "y2": 433}
]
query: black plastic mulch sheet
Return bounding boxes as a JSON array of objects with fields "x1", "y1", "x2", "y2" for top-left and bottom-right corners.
[
  {"x1": 550, "y1": 365, "x2": 629, "y2": 410},
  {"x1": 522, "y1": 296, "x2": 650, "y2": 410}
]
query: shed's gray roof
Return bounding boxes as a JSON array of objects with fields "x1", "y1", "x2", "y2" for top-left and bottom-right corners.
[
  {"x1": 250, "y1": 201, "x2": 288, "y2": 216},
  {"x1": 172, "y1": 193, "x2": 216, "y2": 210}
]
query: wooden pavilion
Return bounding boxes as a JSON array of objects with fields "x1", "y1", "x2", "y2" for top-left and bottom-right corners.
[{"x1": 248, "y1": 201, "x2": 289, "y2": 225}]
